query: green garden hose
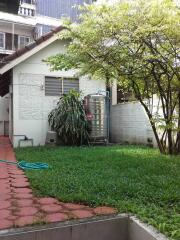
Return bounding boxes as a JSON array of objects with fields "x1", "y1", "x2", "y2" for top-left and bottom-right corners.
[{"x1": 0, "y1": 159, "x2": 49, "y2": 170}]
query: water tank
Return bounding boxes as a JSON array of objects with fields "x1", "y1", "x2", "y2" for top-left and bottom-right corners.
[{"x1": 84, "y1": 94, "x2": 109, "y2": 144}]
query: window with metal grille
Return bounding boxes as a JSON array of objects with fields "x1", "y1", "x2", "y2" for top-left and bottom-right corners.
[
  {"x1": 0, "y1": 32, "x2": 5, "y2": 49},
  {"x1": 18, "y1": 35, "x2": 30, "y2": 49},
  {"x1": 45, "y1": 77, "x2": 79, "y2": 96},
  {"x1": 63, "y1": 78, "x2": 79, "y2": 94}
]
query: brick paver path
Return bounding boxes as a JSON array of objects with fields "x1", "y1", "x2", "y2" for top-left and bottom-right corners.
[{"x1": 0, "y1": 137, "x2": 117, "y2": 230}]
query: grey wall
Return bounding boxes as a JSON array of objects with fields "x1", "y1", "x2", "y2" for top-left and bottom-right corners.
[
  {"x1": 36, "y1": 0, "x2": 93, "y2": 21},
  {"x1": 110, "y1": 102, "x2": 157, "y2": 146}
]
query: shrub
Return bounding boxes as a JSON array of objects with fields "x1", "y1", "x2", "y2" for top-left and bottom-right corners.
[{"x1": 48, "y1": 90, "x2": 89, "y2": 145}]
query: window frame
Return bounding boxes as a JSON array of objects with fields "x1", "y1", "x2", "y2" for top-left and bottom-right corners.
[
  {"x1": 0, "y1": 32, "x2": 5, "y2": 49},
  {"x1": 45, "y1": 76, "x2": 79, "y2": 97},
  {"x1": 18, "y1": 35, "x2": 30, "y2": 49}
]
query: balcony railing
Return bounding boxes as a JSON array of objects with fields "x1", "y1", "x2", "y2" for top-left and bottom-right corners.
[
  {"x1": 19, "y1": 0, "x2": 36, "y2": 17},
  {"x1": 20, "y1": 0, "x2": 36, "y2": 5},
  {"x1": 0, "y1": 32, "x2": 32, "y2": 56},
  {"x1": 18, "y1": 7, "x2": 35, "y2": 16}
]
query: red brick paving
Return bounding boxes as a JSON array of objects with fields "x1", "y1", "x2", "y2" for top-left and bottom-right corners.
[
  {"x1": 15, "y1": 206, "x2": 39, "y2": 216},
  {"x1": 15, "y1": 216, "x2": 38, "y2": 227},
  {"x1": 46, "y1": 213, "x2": 68, "y2": 223},
  {"x1": 93, "y1": 206, "x2": 117, "y2": 215},
  {"x1": 0, "y1": 201, "x2": 11, "y2": 210},
  {"x1": 63, "y1": 203, "x2": 87, "y2": 210},
  {"x1": 38, "y1": 197, "x2": 59, "y2": 205},
  {"x1": 14, "y1": 193, "x2": 33, "y2": 199},
  {"x1": 41, "y1": 204, "x2": 63, "y2": 213},
  {"x1": 0, "y1": 220, "x2": 13, "y2": 229},
  {"x1": 0, "y1": 209, "x2": 11, "y2": 219},
  {"x1": 0, "y1": 136, "x2": 117, "y2": 230},
  {"x1": 72, "y1": 210, "x2": 94, "y2": 219}
]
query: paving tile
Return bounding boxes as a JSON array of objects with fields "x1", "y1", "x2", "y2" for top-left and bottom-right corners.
[
  {"x1": 0, "y1": 185, "x2": 11, "y2": 189},
  {"x1": 93, "y1": 206, "x2": 117, "y2": 215},
  {"x1": 38, "y1": 197, "x2": 59, "y2": 205},
  {"x1": 11, "y1": 177, "x2": 28, "y2": 183},
  {"x1": 13, "y1": 187, "x2": 32, "y2": 194},
  {"x1": 0, "y1": 220, "x2": 13, "y2": 230},
  {"x1": 63, "y1": 203, "x2": 87, "y2": 210},
  {"x1": 0, "y1": 194, "x2": 11, "y2": 201},
  {"x1": 7, "y1": 166, "x2": 17, "y2": 170},
  {"x1": 0, "y1": 179, "x2": 10, "y2": 185},
  {"x1": 15, "y1": 207, "x2": 38, "y2": 216},
  {"x1": 0, "y1": 174, "x2": 9, "y2": 179},
  {"x1": 9, "y1": 171, "x2": 24, "y2": 176},
  {"x1": 0, "y1": 201, "x2": 11, "y2": 210},
  {"x1": 71, "y1": 210, "x2": 94, "y2": 219},
  {"x1": 16, "y1": 199, "x2": 34, "y2": 207},
  {"x1": 7, "y1": 216, "x2": 17, "y2": 221},
  {"x1": 15, "y1": 216, "x2": 38, "y2": 227},
  {"x1": 0, "y1": 209, "x2": 11, "y2": 219},
  {"x1": 41, "y1": 204, "x2": 62, "y2": 213},
  {"x1": 11, "y1": 181, "x2": 30, "y2": 188},
  {"x1": 0, "y1": 188, "x2": 11, "y2": 194},
  {"x1": 46, "y1": 213, "x2": 68, "y2": 223},
  {"x1": 10, "y1": 174, "x2": 27, "y2": 179},
  {"x1": 14, "y1": 193, "x2": 34, "y2": 199}
]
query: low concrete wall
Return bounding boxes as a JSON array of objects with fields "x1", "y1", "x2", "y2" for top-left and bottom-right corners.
[
  {"x1": 128, "y1": 217, "x2": 167, "y2": 240},
  {"x1": 0, "y1": 215, "x2": 168, "y2": 240},
  {"x1": 0, "y1": 215, "x2": 128, "y2": 240},
  {"x1": 110, "y1": 102, "x2": 157, "y2": 147}
]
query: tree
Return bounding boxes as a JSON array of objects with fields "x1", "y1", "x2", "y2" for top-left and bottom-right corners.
[
  {"x1": 48, "y1": 90, "x2": 89, "y2": 146},
  {"x1": 47, "y1": 0, "x2": 180, "y2": 154}
]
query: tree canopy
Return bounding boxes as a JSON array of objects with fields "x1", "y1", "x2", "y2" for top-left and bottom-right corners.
[{"x1": 47, "y1": 0, "x2": 180, "y2": 154}]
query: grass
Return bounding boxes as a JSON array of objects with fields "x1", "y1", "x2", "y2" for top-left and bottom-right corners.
[{"x1": 15, "y1": 145, "x2": 180, "y2": 240}]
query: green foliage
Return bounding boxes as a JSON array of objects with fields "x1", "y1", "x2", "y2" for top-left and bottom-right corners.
[
  {"x1": 16, "y1": 145, "x2": 180, "y2": 239},
  {"x1": 47, "y1": 0, "x2": 180, "y2": 154},
  {"x1": 48, "y1": 90, "x2": 89, "y2": 145}
]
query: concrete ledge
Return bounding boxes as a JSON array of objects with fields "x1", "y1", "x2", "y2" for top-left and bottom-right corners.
[
  {"x1": 128, "y1": 217, "x2": 168, "y2": 240},
  {"x1": 0, "y1": 214, "x2": 168, "y2": 240}
]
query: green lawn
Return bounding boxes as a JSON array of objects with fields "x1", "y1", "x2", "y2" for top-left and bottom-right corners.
[{"x1": 15, "y1": 145, "x2": 180, "y2": 240}]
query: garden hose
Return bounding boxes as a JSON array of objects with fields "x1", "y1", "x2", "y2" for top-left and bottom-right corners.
[{"x1": 0, "y1": 159, "x2": 49, "y2": 170}]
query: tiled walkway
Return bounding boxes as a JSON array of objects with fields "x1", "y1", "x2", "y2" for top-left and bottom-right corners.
[{"x1": 0, "y1": 137, "x2": 117, "y2": 230}]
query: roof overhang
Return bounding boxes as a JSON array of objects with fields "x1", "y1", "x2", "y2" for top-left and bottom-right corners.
[
  {"x1": 0, "y1": 0, "x2": 20, "y2": 14},
  {"x1": 0, "y1": 34, "x2": 59, "y2": 75},
  {"x1": 0, "y1": 26, "x2": 65, "y2": 96}
]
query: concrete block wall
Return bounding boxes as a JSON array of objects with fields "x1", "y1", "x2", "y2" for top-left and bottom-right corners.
[{"x1": 110, "y1": 102, "x2": 157, "y2": 146}]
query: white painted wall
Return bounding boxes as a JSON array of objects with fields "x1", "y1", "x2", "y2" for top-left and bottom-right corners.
[
  {"x1": 0, "y1": 95, "x2": 9, "y2": 135},
  {"x1": 110, "y1": 102, "x2": 157, "y2": 147},
  {"x1": 12, "y1": 40, "x2": 106, "y2": 147}
]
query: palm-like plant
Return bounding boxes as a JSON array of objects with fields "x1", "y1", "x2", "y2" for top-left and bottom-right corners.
[{"x1": 48, "y1": 90, "x2": 89, "y2": 145}]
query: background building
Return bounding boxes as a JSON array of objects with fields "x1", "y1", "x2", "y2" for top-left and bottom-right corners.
[{"x1": 0, "y1": 0, "x2": 93, "y2": 58}]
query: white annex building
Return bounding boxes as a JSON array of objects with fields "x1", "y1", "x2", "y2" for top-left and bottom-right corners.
[{"x1": 0, "y1": 27, "x2": 106, "y2": 147}]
